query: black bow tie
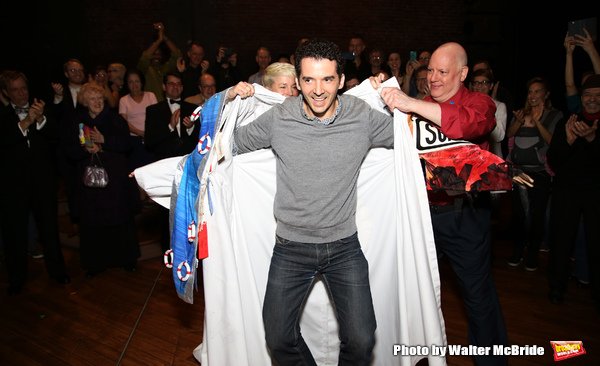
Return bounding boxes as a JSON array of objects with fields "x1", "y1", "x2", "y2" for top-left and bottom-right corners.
[{"x1": 169, "y1": 99, "x2": 181, "y2": 105}]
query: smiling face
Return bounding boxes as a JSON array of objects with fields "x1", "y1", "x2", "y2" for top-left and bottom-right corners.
[
  {"x1": 5, "y1": 76, "x2": 29, "y2": 107},
  {"x1": 268, "y1": 75, "x2": 298, "y2": 97},
  {"x1": 527, "y1": 82, "x2": 548, "y2": 108},
  {"x1": 296, "y1": 57, "x2": 344, "y2": 120},
  {"x1": 64, "y1": 60, "x2": 85, "y2": 85},
  {"x1": 427, "y1": 43, "x2": 468, "y2": 103},
  {"x1": 582, "y1": 87, "x2": 600, "y2": 114},
  {"x1": 163, "y1": 75, "x2": 183, "y2": 100},
  {"x1": 199, "y1": 74, "x2": 216, "y2": 99},
  {"x1": 387, "y1": 52, "x2": 401, "y2": 72},
  {"x1": 85, "y1": 90, "x2": 104, "y2": 117}
]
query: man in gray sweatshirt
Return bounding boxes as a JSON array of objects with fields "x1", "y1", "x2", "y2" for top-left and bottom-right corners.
[{"x1": 233, "y1": 39, "x2": 394, "y2": 365}]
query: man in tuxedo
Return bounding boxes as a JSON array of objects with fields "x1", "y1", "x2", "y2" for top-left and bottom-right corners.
[
  {"x1": 0, "y1": 71, "x2": 70, "y2": 295},
  {"x1": 144, "y1": 72, "x2": 198, "y2": 251},
  {"x1": 145, "y1": 72, "x2": 199, "y2": 161}
]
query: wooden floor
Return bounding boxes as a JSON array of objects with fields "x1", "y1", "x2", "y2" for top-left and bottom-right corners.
[{"x1": 0, "y1": 196, "x2": 598, "y2": 366}]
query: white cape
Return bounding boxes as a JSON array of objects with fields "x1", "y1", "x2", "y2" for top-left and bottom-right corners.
[{"x1": 135, "y1": 80, "x2": 447, "y2": 365}]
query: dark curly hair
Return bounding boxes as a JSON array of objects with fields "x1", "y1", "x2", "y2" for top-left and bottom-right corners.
[{"x1": 294, "y1": 39, "x2": 344, "y2": 77}]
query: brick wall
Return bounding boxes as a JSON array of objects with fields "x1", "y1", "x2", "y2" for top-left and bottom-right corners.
[
  {"x1": 83, "y1": 0, "x2": 468, "y2": 80},
  {"x1": 2, "y1": 0, "x2": 593, "y2": 108}
]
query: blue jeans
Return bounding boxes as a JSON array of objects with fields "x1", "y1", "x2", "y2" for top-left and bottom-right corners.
[{"x1": 263, "y1": 232, "x2": 376, "y2": 366}]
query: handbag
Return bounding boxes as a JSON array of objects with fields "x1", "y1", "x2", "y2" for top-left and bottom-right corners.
[{"x1": 83, "y1": 152, "x2": 109, "y2": 188}]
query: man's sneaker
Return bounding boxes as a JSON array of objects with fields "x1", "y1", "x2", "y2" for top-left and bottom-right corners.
[{"x1": 507, "y1": 256, "x2": 523, "y2": 267}]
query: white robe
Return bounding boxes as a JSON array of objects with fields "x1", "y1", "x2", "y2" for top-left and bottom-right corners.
[{"x1": 134, "y1": 80, "x2": 447, "y2": 366}]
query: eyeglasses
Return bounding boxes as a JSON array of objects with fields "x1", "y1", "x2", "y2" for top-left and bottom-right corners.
[
  {"x1": 166, "y1": 81, "x2": 183, "y2": 87},
  {"x1": 418, "y1": 56, "x2": 430, "y2": 61},
  {"x1": 470, "y1": 80, "x2": 491, "y2": 86}
]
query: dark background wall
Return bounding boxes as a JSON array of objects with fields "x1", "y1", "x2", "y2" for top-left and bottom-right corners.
[{"x1": 1, "y1": 0, "x2": 596, "y2": 111}]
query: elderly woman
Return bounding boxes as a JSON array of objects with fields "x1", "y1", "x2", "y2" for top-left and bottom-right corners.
[{"x1": 67, "y1": 82, "x2": 140, "y2": 277}]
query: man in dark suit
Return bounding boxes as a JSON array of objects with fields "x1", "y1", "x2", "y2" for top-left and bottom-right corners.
[
  {"x1": 145, "y1": 72, "x2": 199, "y2": 161},
  {"x1": 0, "y1": 71, "x2": 70, "y2": 295},
  {"x1": 144, "y1": 72, "x2": 199, "y2": 251},
  {"x1": 51, "y1": 59, "x2": 87, "y2": 229}
]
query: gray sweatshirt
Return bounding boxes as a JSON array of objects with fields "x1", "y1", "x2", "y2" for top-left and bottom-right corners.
[{"x1": 234, "y1": 94, "x2": 393, "y2": 243}]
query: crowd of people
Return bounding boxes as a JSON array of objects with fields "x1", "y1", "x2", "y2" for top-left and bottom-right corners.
[{"x1": 1, "y1": 22, "x2": 599, "y2": 365}]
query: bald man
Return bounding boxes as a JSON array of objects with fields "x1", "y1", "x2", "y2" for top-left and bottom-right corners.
[
  {"x1": 184, "y1": 73, "x2": 217, "y2": 106},
  {"x1": 377, "y1": 42, "x2": 507, "y2": 366}
]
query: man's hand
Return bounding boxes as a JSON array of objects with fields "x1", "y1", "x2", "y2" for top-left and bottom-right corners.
[
  {"x1": 200, "y1": 60, "x2": 210, "y2": 73},
  {"x1": 380, "y1": 87, "x2": 411, "y2": 113},
  {"x1": 176, "y1": 57, "x2": 186, "y2": 72},
  {"x1": 182, "y1": 115, "x2": 194, "y2": 129},
  {"x1": 51, "y1": 82, "x2": 64, "y2": 97},
  {"x1": 153, "y1": 22, "x2": 165, "y2": 42},
  {"x1": 28, "y1": 98, "x2": 45, "y2": 123},
  {"x1": 574, "y1": 28, "x2": 596, "y2": 55},
  {"x1": 170, "y1": 109, "x2": 181, "y2": 129},
  {"x1": 565, "y1": 115, "x2": 578, "y2": 145},
  {"x1": 574, "y1": 118, "x2": 598, "y2": 142},
  {"x1": 368, "y1": 73, "x2": 386, "y2": 90}
]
